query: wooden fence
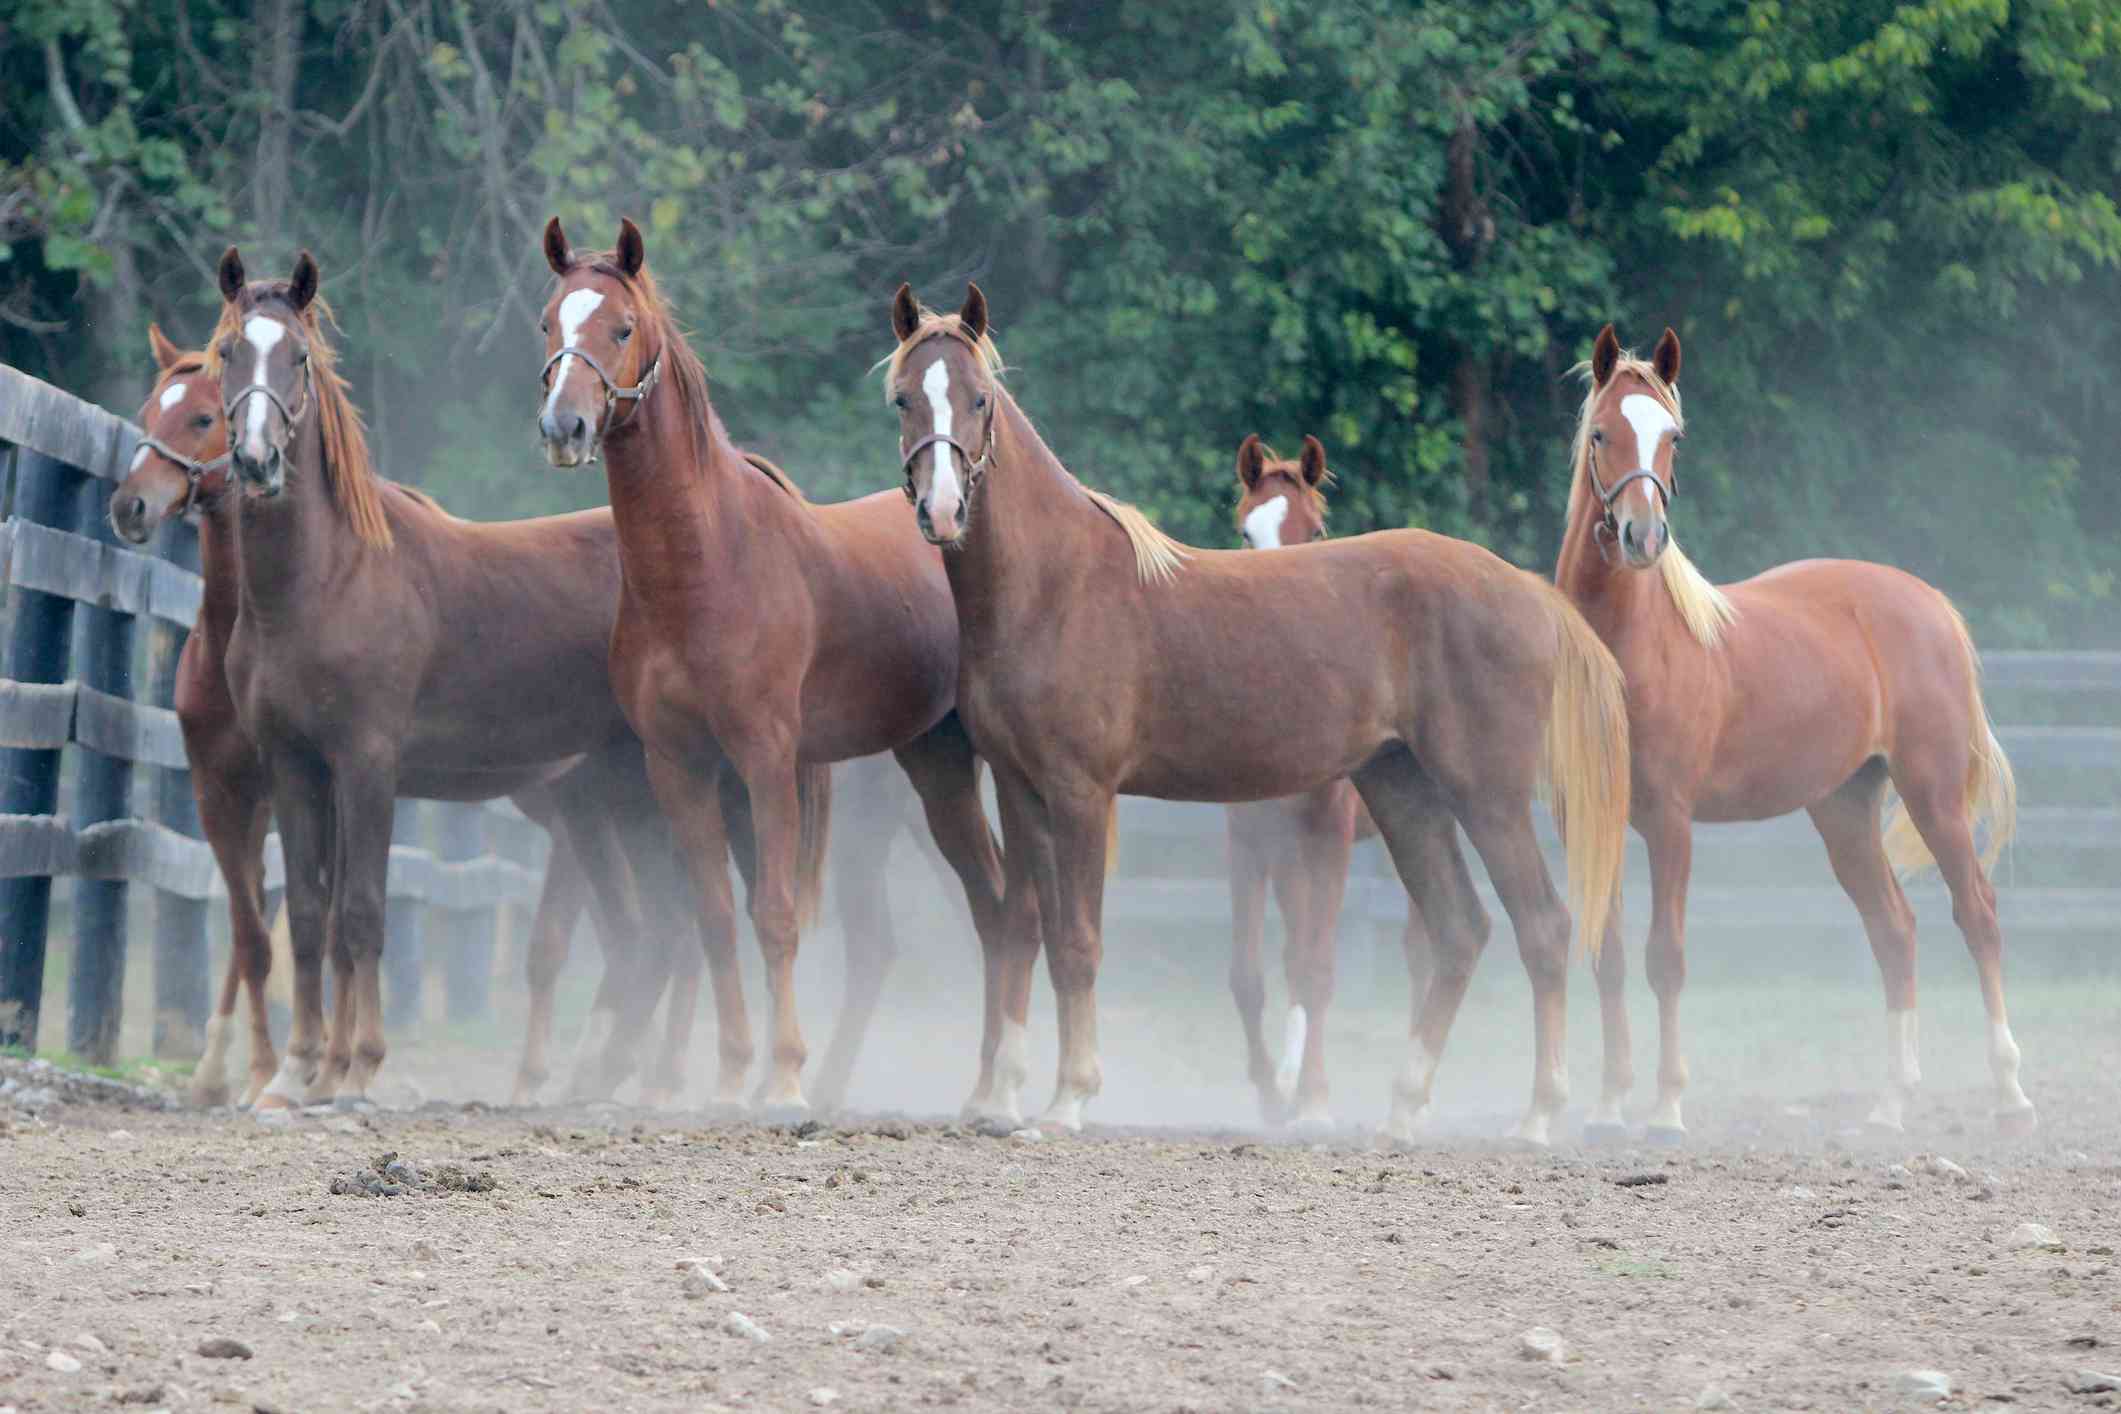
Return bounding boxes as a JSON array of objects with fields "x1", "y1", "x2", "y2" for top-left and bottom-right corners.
[{"x1": 0, "y1": 364, "x2": 545, "y2": 1060}]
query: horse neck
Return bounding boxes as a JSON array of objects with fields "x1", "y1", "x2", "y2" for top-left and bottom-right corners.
[
  {"x1": 950, "y1": 397, "x2": 1095, "y2": 636},
  {"x1": 1554, "y1": 469, "x2": 1679, "y2": 665},
  {"x1": 598, "y1": 371, "x2": 772, "y2": 600},
  {"x1": 194, "y1": 500, "x2": 243, "y2": 642},
  {"x1": 233, "y1": 415, "x2": 360, "y2": 632}
]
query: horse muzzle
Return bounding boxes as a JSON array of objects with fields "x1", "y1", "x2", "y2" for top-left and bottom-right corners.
[
  {"x1": 539, "y1": 408, "x2": 597, "y2": 469},
  {"x1": 1615, "y1": 513, "x2": 1668, "y2": 568},
  {"x1": 231, "y1": 442, "x2": 284, "y2": 499}
]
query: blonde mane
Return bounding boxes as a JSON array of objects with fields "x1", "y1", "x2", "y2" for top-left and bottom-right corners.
[
  {"x1": 1567, "y1": 352, "x2": 1734, "y2": 647},
  {"x1": 882, "y1": 307, "x2": 1190, "y2": 586},
  {"x1": 208, "y1": 289, "x2": 392, "y2": 549},
  {"x1": 1231, "y1": 448, "x2": 1333, "y2": 532}
]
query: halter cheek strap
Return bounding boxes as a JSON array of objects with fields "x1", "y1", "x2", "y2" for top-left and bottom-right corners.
[
  {"x1": 1586, "y1": 443, "x2": 1677, "y2": 558},
  {"x1": 540, "y1": 345, "x2": 663, "y2": 459},
  {"x1": 222, "y1": 359, "x2": 314, "y2": 450}
]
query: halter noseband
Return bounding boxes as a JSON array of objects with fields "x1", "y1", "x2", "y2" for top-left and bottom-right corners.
[
  {"x1": 541, "y1": 344, "x2": 663, "y2": 459},
  {"x1": 899, "y1": 403, "x2": 997, "y2": 506},
  {"x1": 135, "y1": 435, "x2": 233, "y2": 519},
  {"x1": 222, "y1": 358, "x2": 314, "y2": 458},
  {"x1": 1586, "y1": 435, "x2": 1677, "y2": 553}
]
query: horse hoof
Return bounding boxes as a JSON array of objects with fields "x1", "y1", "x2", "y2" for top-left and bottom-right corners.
[
  {"x1": 253, "y1": 1091, "x2": 300, "y2": 1115},
  {"x1": 965, "y1": 1114, "x2": 1018, "y2": 1139},
  {"x1": 1995, "y1": 1105, "x2": 2039, "y2": 1139},
  {"x1": 1582, "y1": 1122, "x2": 1630, "y2": 1148},
  {"x1": 1643, "y1": 1125, "x2": 1687, "y2": 1148},
  {"x1": 333, "y1": 1095, "x2": 376, "y2": 1115},
  {"x1": 190, "y1": 1085, "x2": 232, "y2": 1111},
  {"x1": 757, "y1": 1103, "x2": 813, "y2": 1129},
  {"x1": 251, "y1": 1106, "x2": 295, "y2": 1128}
]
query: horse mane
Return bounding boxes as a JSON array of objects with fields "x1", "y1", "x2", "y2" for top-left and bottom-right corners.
[
  {"x1": 1230, "y1": 446, "x2": 1333, "y2": 532},
  {"x1": 1566, "y1": 351, "x2": 1733, "y2": 647},
  {"x1": 740, "y1": 450, "x2": 806, "y2": 502},
  {"x1": 208, "y1": 287, "x2": 393, "y2": 549},
  {"x1": 882, "y1": 306, "x2": 1189, "y2": 586}
]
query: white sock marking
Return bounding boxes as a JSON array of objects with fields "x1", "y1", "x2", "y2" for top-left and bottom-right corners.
[
  {"x1": 1395, "y1": 1039, "x2": 1437, "y2": 1102},
  {"x1": 1242, "y1": 494, "x2": 1289, "y2": 549},
  {"x1": 1989, "y1": 1020, "x2": 2030, "y2": 1110},
  {"x1": 1886, "y1": 1009, "x2": 1920, "y2": 1089},
  {"x1": 921, "y1": 357, "x2": 962, "y2": 528},
  {"x1": 1274, "y1": 1004, "x2": 1307, "y2": 1100},
  {"x1": 544, "y1": 288, "x2": 606, "y2": 420}
]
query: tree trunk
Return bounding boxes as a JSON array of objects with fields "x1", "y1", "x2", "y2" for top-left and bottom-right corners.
[
  {"x1": 1438, "y1": 115, "x2": 1496, "y2": 525},
  {"x1": 253, "y1": 0, "x2": 301, "y2": 242}
]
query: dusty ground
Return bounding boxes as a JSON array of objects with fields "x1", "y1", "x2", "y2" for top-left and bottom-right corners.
[{"x1": 3, "y1": 1040, "x2": 2118, "y2": 1414}]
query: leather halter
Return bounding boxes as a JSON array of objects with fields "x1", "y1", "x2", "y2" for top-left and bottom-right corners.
[
  {"x1": 899, "y1": 403, "x2": 996, "y2": 506},
  {"x1": 541, "y1": 343, "x2": 662, "y2": 458},
  {"x1": 135, "y1": 435, "x2": 232, "y2": 519},
  {"x1": 1586, "y1": 438, "x2": 1676, "y2": 533},
  {"x1": 223, "y1": 358, "x2": 314, "y2": 455}
]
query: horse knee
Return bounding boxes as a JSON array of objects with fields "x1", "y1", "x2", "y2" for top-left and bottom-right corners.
[
  {"x1": 1045, "y1": 934, "x2": 1101, "y2": 994},
  {"x1": 1645, "y1": 936, "x2": 1686, "y2": 997}
]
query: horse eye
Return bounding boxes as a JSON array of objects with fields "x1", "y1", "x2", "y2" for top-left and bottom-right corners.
[
  {"x1": 893, "y1": 394, "x2": 908, "y2": 410},
  {"x1": 540, "y1": 318, "x2": 549, "y2": 334},
  {"x1": 1590, "y1": 429, "x2": 1605, "y2": 445},
  {"x1": 615, "y1": 326, "x2": 633, "y2": 344},
  {"x1": 194, "y1": 414, "x2": 214, "y2": 430},
  {"x1": 973, "y1": 394, "x2": 987, "y2": 411}
]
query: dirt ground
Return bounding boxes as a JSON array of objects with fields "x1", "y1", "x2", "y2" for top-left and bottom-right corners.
[{"x1": 3, "y1": 1023, "x2": 2119, "y2": 1414}]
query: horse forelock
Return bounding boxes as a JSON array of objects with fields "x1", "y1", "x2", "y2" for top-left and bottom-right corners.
[
  {"x1": 208, "y1": 285, "x2": 393, "y2": 550},
  {"x1": 1564, "y1": 348, "x2": 1731, "y2": 646},
  {"x1": 879, "y1": 310, "x2": 1006, "y2": 396}
]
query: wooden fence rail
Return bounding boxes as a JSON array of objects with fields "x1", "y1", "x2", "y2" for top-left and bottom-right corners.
[{"x1": 0, "y1": 363, "x2": 542, "y2": 1060}]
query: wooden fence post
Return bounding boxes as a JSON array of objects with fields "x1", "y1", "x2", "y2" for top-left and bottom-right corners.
[
  {"x1": 437, "y1": 803, "x2": 494, "y2": 1022},
  {"x1": 0, "y1": 449, "x2": 84, "y2": 1051},
  {"x1": 149, "y1": 524, "x2": 209, "y2": 1059},
  {"x1": 66, "y1": 475, "x2": 140, "y2": 1063},
  {"x1": 382, "y1": 799, "x2": 425, "y2": 1029}
]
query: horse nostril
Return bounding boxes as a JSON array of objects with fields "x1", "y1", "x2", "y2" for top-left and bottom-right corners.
[{"x1": 566, "y1": 413, "x2": 587, "y2": 443}]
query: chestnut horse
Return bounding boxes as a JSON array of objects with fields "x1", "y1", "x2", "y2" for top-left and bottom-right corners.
[
  {"x1": 113, "y1": 325, "x2": 700, "y2": 1109},
  {"x1": 1225, "y1": 434, "x2": 1432, "y2": 1131},
  {"x1": 533, "y1": 217, "x2": 1017, "y2": 1119},
  {"x1": 206, "y1": 246, "x2": 833, "y2": 1111},
  {"x1": 1557, "y1": 326, "x2": 2030, "y2": 1141},
  {"x1": 882, "y1": 285, "x2": 1630, "y2": 1143}
]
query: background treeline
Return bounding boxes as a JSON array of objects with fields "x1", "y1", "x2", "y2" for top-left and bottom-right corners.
[{"x1": 4, "y1": 0, "x2": 2118, "y2": 644}]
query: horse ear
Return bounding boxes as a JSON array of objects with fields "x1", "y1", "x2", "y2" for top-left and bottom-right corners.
[
  {"x1": 959, "y1": 283, "x2": 988, "y2": 342},
  {"x1": 891, "y1": 283, "x2": 921, "y2": 343},
  {"x1": 615, "y1": 218, "x2": 645, "y2": 278},
  {"x1": 543, "y1": 217, "x2": 572, "y2": 276},
  {"x1": 1652, "y1": 326, "x2": 1681, "y2": 386},
  {"x1": 217, "y1": 246, "x2": 245, "y2": 304},
  {"x1": 1299, "y1": 435, "x2": 1329, "y2": 487},
  {"x1": 148, "y1": 323, "x2": 183, "y2": 370},
  {"x1": 1236, "y1": 434, "x2": 1266, "y2": 489},
  {"x1": 1592, "y1": 323, "x2": 1621, "y2": 388},
  {"x1": 288, "y1": 250, "x2": 319, "y2": 312}
]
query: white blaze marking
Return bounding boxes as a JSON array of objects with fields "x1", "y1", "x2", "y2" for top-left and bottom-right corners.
[
  {"x1": 129, "y1": 445, "x2": 151, "y2": 471},
  {"x1": 921, "y1": 357, "x2": 961, "y2": 525},
  {"x1": 1243, "y1": 494, "x2": 1290, "y2": 549},
  {"x1": 1618, "y1": 393, "x2": 1677, "y2": 486},
  {"x1": 159, "y1": 381, "x2": 188, "y2": 412},
  {"x1": 241, "y1": 317, "x2": 285, "y2": 447},
  {"x1": 544, "y1": 288, "x2": 606, "y2": 419}
]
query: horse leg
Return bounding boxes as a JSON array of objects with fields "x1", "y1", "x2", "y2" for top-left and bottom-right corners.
[
  {"x1": 1282, "y1": 802, "x2": 1353, "y2": 1133},
  {"x1": 732, "y1": 753, "x2": 811, "y2": 1117},
  {"x1": 635, "y1": 829, "x2": 702, "y2": 1109},
  {"x1": 1356, "y1": 755, "x2": 1490, "y2": 1144},
  {"x1": 1892, "y1": 761, "x2": 2035, "y2": 1134},
  {"x1": 1808, "y1": 764, "x2": 1924, "y2": 1130},
  {"x1": 1032, "y1": 786, "x2": 1111, "y2": 1133},
  {"x1": 1637, "y1": 807, "x2": 1694, "y2": 1144},
  {"x1": 552, "y1": 804, "x2": 657, "y2": 1103},
  {"x1": 1226, "y1": 825, "x2": 1281, "y2": 1126},
  {"x1": 1583, "y1": 882, "x2": 1631, "y2": 1142},
  {"x1": 893, "y1": 726, "x2": 1015, "y2": 1123},
  {"x1": 510, "y1": 837, "x2": 586, "y2": 1106},
  {"x1": 331, "y1": 755, "x2": 399, "y2": 1108},
  {"x1": 805, "y1": 760, "x2": 900, "y2": 1116},
  {"x1": 976, "y1": 763, "x2": 1047, "y2": 1128},
  {"x1": 647, "y1": 750, "x2": 752, "y2": 1111},
  {"x1": 255, "y1": 758, "x2": 333, "y2": 1113},
  {"x1": 192, "y1": 763, "x2": 272, "y2": 1108}
]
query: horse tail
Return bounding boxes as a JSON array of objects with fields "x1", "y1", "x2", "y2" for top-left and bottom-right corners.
[
  {"x1": 1105, "y1": 797, "x2": 1121, "y2": 877},
  {"x1": 1883, "y1": 603, "x2": 2017, "y2": 877},
  {"x1": 796, "y1": 762, "x2": 834, "y2": 929},
  {"x1": 1539, "y1": 585, "x2": 1631, "y2": 961}
]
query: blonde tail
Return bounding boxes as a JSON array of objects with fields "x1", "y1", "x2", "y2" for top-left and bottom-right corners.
[
  {"x1": 1883, "y1": 605, "x2": 2018, "y2": 877},
  {"x1": 1540, "y1": 587, "x2": 1632, "y2": 960},
  {"x1": 795, "y1": 763, "x2": 834, "y2": 929},
  {"x1": 1105, "y1": 797, "x2": 1121, "y2": 877}
]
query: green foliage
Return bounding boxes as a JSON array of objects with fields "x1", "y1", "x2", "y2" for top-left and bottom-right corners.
[{"x1": 2, "y1": 0, "x2": 2116, "y2": 643}]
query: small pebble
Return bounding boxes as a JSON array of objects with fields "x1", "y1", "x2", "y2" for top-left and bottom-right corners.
[
  {"x1": 1782, "y1": 1186, "x2": 1816, "y2": 1200},
  {"x1": 1519, "y1": 1327, "x2": 1566, "y2": 1363},
  {"x1": 824, "y1": 1268, "x2": 858, "y2": 1292},
  {"x1": 195, "y1": 1337, "x2": 252, "y2": 1360},
  {"x1": 1893, "y1": 1369, "x2": 1952, "y2": 1400},
  {"x1": 2007, "y1": 1221, "x2": 2063, "y2": 1252},
  {"x1": 1119, "y1": 1274, "x2": 1149, "y2": 1289},
  {"x1": 721, "y1": 1311, "x2": 770, "y2": 1343},
  {"x1": 72, "y1": 1333, "x2": 107, "y2": 1354},
  {"x1": 1261, "y1": 1369, "x2": 1299, "y2": 1394},
  {"x1": 2067, "y1": 1371, "x2": 2121, "y2": 1395},
  {"x1": 44, "y1": 1350, "x2": 82, "y2": 1374},
  {"x1": 809, "y1": 1389, "x2": 840, "y2": 1407},
  {"x1": 1696, "y1": 1384, "x2": 1736, "y2": 1409},
  {"x1": 412, "y1": 1240, "x2": 438, "y2": 1262},
  {"x1": 1010, "y1": 1128, "x2": 1043, "y2": 1143},
  {"x1": 1187, "y1": 1264, "x2": 1213, "y2": 1282},
  {"x1": 684, "y1": 1269, "x2": 731, "y2": 1297},
  {"x1": 854, "y1": 1324, "x2": 904, "y2": 1352}
]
